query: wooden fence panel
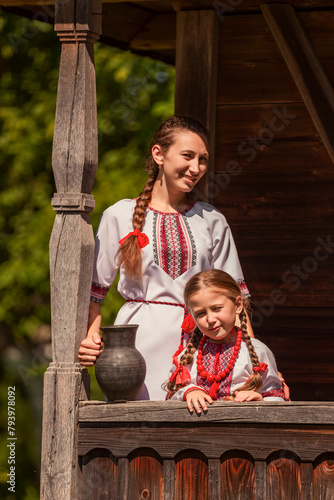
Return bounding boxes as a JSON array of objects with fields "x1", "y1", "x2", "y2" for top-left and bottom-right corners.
[
  {"x1": 80, "y1": 449, "x2": 118, "y2": 500},
  {"x1": 313, "y1": 453, "x2": 334, "y2": 500},
  {"x1": 267, "y1": 451, "x2": 302, "y2": 499},
  {"x1": 220, "y1": 451, "x2": 254, "y2": 500},
  {"x1": 128, "y1": 450, "x2": 163, "y2": 500},
  {"x1": 174, "y1": 451, "x2": 208, "y2": 500}
]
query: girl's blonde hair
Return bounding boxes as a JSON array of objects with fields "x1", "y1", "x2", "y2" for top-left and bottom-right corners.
[
  {"x1": 166, "y1": 269, "x2": 262, "y2": 398},
  {"x1": 117, "y1": 116, "x2": 209, "y2": 280}
]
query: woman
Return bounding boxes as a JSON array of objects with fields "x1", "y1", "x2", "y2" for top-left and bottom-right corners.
[{"x1": 78, "y1": 116, "x2": 252, "y2": 400}]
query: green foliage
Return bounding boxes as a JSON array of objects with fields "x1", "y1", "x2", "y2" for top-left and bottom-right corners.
[{"x1": 0, "y1": 10, "x2": 175, "y2": 499}]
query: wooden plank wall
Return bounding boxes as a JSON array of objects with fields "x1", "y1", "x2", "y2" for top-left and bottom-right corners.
[
  {"x1": 214, "y1": 9, "x2": 334, "y2": 401},
  {"x1": 77, "y1": 401, "x2": 334, "y2": 499}
]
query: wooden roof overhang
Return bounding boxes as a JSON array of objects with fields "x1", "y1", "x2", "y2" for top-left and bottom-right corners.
[{"x1": 2, "y1": 0, "x2": 334, "y2": 64}]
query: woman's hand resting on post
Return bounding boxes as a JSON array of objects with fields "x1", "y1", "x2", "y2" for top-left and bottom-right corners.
[
  {"x1": 78, "y1": 301, "x2": 103, "y2": 366},
  {"x1": 78, "y1": 333, "x2": 103, "y2": 367}
]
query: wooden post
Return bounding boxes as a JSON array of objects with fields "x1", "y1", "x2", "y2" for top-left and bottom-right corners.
[
  {"x1": 40, "y1": 0, "x2": 102, "y2": 498},
  {"x1": 174, "y1": 9, "x2": 219, "y2": 202}
]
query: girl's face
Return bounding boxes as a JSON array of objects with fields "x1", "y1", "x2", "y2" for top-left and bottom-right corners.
[
  {"x1": 152, "y1": 131, "x2": 208, "y2": 194},
  {"x1": 189, "y1": 287, "x2": 243, "y2": 343}
]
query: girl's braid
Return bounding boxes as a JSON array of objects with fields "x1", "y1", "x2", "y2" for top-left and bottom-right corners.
[
  {"x1": 164, "y1": 327, "x2": 203, "y2": 395},
  {"x1": 234, "y1": 308, "x2": 262, "y2": 393},
  {"x1": 180, "y1": 327, "x2": 203, "y2": 366}
]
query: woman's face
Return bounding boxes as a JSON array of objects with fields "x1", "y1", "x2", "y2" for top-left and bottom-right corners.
[{"x1": 152, "y1": 131, "x2": 209, "y2": 195}]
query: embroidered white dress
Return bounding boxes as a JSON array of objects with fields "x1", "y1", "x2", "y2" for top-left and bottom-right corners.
[
  {"x1": 91, "y1": 198, "x2": 249, "y2": 401},
  {"x1": 168, "y1": 338, "x2": 285, "y2": 401}
]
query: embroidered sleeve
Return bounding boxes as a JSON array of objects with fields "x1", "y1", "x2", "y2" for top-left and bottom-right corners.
[
  {"x1": 91, "y1": 281, "x2": 110, "y2": 303},
  {"x1": 253, "y1": 340, "x2": 285, "y2": 401},
  {"x1": 262, "y1": 389, "x2": 285, "y2": 399}
]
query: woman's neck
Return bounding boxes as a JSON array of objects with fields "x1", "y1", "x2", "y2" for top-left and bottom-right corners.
[{"x1": 150, "y1": 182, "x2": 189, "y2": 213}]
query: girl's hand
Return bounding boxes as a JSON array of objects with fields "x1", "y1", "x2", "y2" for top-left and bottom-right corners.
[
  {"x1": 278, "y1": 371, "x2": 291, "y2": 401},
  {"x1": 185, "y1": 389, "x2": 213, "y2": 414},
  {"x1": 78, "y1": 333, "x2": 103, "y2": 366},
  {"x1": 234, "y1": 390, "x2": 263, "y2": 402}
]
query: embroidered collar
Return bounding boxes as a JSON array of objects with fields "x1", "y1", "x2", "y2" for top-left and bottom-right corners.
[{"x1": 147, "y1": 200, "x2": 195, "y2": 215}]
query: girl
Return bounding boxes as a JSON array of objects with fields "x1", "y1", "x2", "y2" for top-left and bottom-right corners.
[
  {"x1": 166, "y1": 269, "x2": 285, "y2": 412},
  {"x1": 78, "y1": 116, "x2": 252, "y2": 400}
]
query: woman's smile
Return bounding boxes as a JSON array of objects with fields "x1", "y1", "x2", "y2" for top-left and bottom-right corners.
[{"x1": 152, "y1": 131, "x2": 208, "y2": 196}]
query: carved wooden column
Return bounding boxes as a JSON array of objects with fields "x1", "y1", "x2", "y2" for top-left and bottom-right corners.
[{"x1": 40, "y1": 1, "x2": 102, "y2": 498}]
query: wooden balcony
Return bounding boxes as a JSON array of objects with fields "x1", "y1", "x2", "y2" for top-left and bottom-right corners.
[{"x1": 78, "y1": 400, "x2": 334, "y2": 499}]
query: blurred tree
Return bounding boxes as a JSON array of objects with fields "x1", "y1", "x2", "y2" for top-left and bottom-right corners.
[{"x1": 0, "y1": 10, "x2": 175, "y2": 499}]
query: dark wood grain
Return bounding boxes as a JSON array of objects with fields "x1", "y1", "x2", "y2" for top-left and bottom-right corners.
[
  {"x1": 174, "y1": 9, "x2": 219, "y2": 202},
  {"x1": 163, "y1": 460, "x2": 175, "y2": 500},
  {"x1": 267, "y1": 452, "x2": 302, "y2": 499},
  {"x1": 128, "y1": 450, "x2": 163, "y2": 499},
  {"x1": 118, "y1": 458, "x2": 129, "y2": 500},
  {"x1": 78, "y1": 401, "x2": 334, "y2": 425},
  {"x1": 254, "y1": 460, "x2": 267, "y2": 500},
  {"x1": 81, "y1": 449, "x2": 118, "y2": 500},
  {"x1": 261, "y1": 4, "x2": 334, "y2": 164},
  {"x1": 208, "y1": 459, "x2": 221, "y2": 500},
  {"x1": 220, "y1": 451, "x2": 254, "y2": 499},
  {"x1": 174, "y1": 451, "x2": 208, "y2": 500},
  {"x1": 313, "y1": 454, "x2": 334, "y2": 500},
  {"x1": 300, "y1": 462, "x2": 314, "y2": 500},
  {"x1": 77, "y1": 425, "x2": 334, "y2": 462}
]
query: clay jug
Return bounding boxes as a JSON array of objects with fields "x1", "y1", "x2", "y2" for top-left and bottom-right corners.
[{"x1": 95, "y1": 324, "x2": 146, "y2": 402}]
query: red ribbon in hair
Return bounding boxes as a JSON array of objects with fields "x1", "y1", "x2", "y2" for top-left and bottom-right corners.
[
  {"x1": 119, "y1": 229, "x2": 149, "y2": 249},
  {"x1": 169, "y1": 356, "x2": 191, "y2": 386},
  {"x1": 253, "y1": 363, "x2": 268, "y2": 373},
  {"x1": 181, "y1": 311, "x2": 196, "y2": 334}
]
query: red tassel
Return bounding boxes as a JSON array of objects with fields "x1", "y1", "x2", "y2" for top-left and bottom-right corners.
[
  {"x1": 209, "y1": 380, "x2": 219, "y2": 399},
  {"x1": 181, "y1": 312, "x2": 196, "y2": 333},
  {"x1": 169, "y1": 356, "x2": 191, "y2": 386}
]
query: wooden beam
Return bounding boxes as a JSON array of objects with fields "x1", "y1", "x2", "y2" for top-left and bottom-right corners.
[
  {"x1": 2, "y1": 0, "x2": 334, "y2": 8},
  {"x1": 79, "y1": 400, "x2": 334, "y2": 424},
  {"x1": 129, "y1": 13, "x2": 176, "y2": 51},
  {"x1": 261, "y1": 3, "x2": 334, "y2": 165},
  {"x1": 174, "y1": 10, "x2": 219, "y2": 203}
]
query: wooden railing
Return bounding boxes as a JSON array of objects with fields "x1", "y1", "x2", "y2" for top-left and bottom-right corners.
[{"x1": 77, "y1": 401, "x2": 334, "y2": 499}]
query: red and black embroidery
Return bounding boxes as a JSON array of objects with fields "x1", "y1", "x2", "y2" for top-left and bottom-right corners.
[
  {"x1": 262, "y1": 388, "x2": 285, "y2": 399},
  {"x1": 152, "y1": 212, "x2": 196, "y2": 279},
  {"x1": 91, "y1": 281, "x2": 109, "y2": 303},
  {"x1": 197, "y1": 342, "x2": 235, "y2": 399}
]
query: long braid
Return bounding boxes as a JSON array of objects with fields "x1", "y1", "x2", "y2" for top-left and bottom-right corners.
[
  {"x1": 117, "y1": 159, "x2": 158, "y2": 280},
  {"x1": 117, "y1": 116, "x2": 209, "y2": 280},
  {"x1": 232, "y1": 308, "x2": 262, "y2": 394},
  {"x1": 180, "y1": 327, "x2": 203, "y2": 366},
  {"x1": 165, "y1": 327, "x2": 203, "y2": 395}
]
